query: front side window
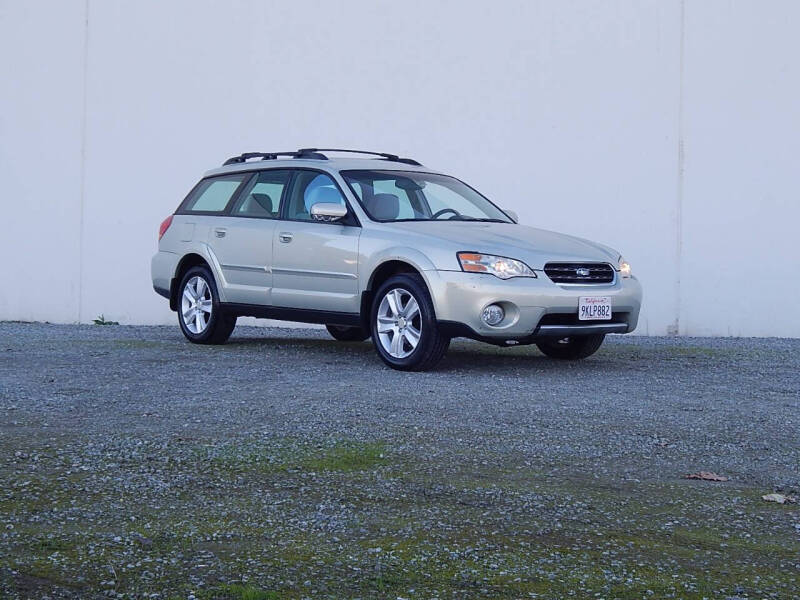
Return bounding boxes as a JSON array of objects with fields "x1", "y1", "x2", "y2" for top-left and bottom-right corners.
[
  {"x1": 341, "y1": 170, "x2": 511, "y2": 223},
  {"x1": 231, "y1": 170, "x2": 291, "y2": 218},
  {"x1": 284, "y1": 171, "x2": 346, "y2": 221},
  {"x1": 182, "y1": 174, "x2": 248, "y2": 213}
]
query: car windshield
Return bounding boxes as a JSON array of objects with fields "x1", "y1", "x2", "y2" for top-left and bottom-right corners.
[{"x1": 341, "y1": 170, "x2": 512, "y2": 223}]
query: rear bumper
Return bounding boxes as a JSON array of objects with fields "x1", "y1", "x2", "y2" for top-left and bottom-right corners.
[
  {"x1": 153, "y1": 284, "x2": 170, "y2": 300},
  {"x1": 151, "y1": 251, "x2": 180, "y2": 307},
  {"x1": 424, "y1": 269, "x2": 642, "y2": 341}
]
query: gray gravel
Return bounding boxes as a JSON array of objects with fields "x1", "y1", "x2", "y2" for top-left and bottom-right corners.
[{"x1": 1, "y1": 322, "x2": 799, "y2": 599}]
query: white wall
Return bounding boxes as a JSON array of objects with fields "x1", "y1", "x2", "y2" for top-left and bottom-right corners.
[{"x1": 1, "y1": 0, "x2": 798, "y2": 337}]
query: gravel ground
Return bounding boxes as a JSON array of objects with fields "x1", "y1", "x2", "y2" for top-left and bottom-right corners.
[{"x1": 1, "y1": 322, "x2": 799, "y2": 599}]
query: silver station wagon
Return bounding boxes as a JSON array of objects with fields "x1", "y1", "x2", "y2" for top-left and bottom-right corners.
[{"x1": 152, "y1": 148, "x2": 642, "y2": 371}]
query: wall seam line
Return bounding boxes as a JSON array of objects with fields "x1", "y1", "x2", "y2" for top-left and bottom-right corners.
[
  {"x1": 675, "y1": 0, "x2": 686, "y2": 336},
  {"x1": 77, "y1": 0, "x2": 89, "y2": 323}
]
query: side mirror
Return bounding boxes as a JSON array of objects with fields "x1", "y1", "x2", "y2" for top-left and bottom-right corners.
[
  {"x1": 311, "y1": 202, "x2": 348, "y2": 222},
  {"x1": 504, "y1": 209, "x2": 519, "y2": 224}
]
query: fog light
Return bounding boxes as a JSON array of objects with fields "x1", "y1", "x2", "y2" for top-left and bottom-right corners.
[{"x1": 481, "y1": 304, "x2": 505, "y2": 326}]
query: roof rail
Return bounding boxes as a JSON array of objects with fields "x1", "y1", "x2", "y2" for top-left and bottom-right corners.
[
  {"x1": 297, "y1": 148, "x2": 422, "y2": 166},
  {"x1": 222, "y1": 148, "x2": 421, "y2": 167},
  {"x1": 222, "y1": 151, "x2": 324, "y2": 166}
]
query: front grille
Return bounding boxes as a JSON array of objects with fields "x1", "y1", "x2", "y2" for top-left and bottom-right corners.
[{"x1": 544, "y1": 262, "x2": 615, "y2": 284}]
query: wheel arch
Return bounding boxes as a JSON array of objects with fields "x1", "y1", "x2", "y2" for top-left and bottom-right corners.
[
  {"x1": 360, "y1": 253, "x2": 436, "y2": 329},
  {"x1": 170, "y1": 252, "x2": 214, "y2": 311}
]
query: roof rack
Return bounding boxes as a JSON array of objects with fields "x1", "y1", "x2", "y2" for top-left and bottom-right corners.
[
  {"x1": 222, "y1": 150, "x2": 323, "y2": 165},
  {"x1": 298, "y1": 148, "x2": 422, "y2": 166},
  {"x1": 222, "y1": 148, "x2": 421, "y2": 166}
]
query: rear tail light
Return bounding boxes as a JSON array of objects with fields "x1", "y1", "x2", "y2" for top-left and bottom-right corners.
[{"x1": 158, "y1": 215, "x2": 174, "y2": 241}]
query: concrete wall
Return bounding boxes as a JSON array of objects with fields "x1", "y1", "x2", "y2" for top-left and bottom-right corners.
[{"x1": 1, "y1": 0, "x2": 798, "y2": 336}]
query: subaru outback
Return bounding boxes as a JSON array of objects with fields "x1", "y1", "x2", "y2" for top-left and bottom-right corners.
[{"x1": 151, "y1": 148, "x2": 642, "y2": 370}]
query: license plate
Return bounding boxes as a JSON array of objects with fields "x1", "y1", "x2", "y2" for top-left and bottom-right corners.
[{"x1": 579, "y1": 296, "x2": 612, "y2": 321}]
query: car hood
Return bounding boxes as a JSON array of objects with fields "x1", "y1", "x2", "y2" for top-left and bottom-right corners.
[{"x1": 388, "y1": 221, "x2": 619, "y2": 270}]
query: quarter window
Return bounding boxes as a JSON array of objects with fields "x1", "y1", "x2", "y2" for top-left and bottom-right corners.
[{"x1": 183, "y1": 174, "x2": 248, "y2": 213}]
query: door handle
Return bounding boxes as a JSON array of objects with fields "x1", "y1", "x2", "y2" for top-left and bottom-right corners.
[
  {"x1": 279, "y1": 232, "x2": 293, "y2": 243},
  {"x1": 213, "y1": 228, "x2": 227, "y2": 238}
]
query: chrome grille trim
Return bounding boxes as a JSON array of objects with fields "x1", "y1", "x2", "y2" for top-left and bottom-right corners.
[{"x1": 544, "y1": 262, "x2": 615, "y2": 284}]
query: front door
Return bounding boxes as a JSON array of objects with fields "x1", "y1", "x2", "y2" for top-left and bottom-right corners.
[{"x1": 271, "y1": 170, "x2": 361, "y2": 313}]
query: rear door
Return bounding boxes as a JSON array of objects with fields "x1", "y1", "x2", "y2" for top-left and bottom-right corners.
[
  {"x1": 271, "y1": 170, "x2": 361, "y2": 313},
  {"x1": 207, "y1": 170, "x2": 291, "y2": 305},
  {"x1": 175, "y1": 173, "x2": 251, "y2": 300}
]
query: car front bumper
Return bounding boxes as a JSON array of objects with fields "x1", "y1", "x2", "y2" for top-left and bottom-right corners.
[{"x1": 423, "y1": 269, "x2": 642, "y2": 343}]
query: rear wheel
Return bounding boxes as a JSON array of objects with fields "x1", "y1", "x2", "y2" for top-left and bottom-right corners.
[
  {"x1": 535, "y1": 334, "x2": 605, "y2": 360},
  {"x1": 326, "y1": 324, "x2": 369, "y2": 342},
  {"x1": 370, "y1": 274, "x2": 449, "y2": 371},
  {"x1": 177, "y1": 266, "x2": 236, "y2": 344}
]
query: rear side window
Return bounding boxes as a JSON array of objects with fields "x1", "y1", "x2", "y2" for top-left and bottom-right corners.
[
  {"x1": 231, "y1": 170, "x2": 291, "y2": 219},
  {"x1": 181, "y1": 174, "x2": 249, "y2": 213}
]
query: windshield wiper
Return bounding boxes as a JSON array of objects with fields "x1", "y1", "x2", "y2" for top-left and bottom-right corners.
[{"x1": 445, "y1": 216, "x2": 507, "y2": 223}]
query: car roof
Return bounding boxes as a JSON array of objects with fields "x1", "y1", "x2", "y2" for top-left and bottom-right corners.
[{"x1": 204, "y1": 157, "x2": 437, "y2": 179}]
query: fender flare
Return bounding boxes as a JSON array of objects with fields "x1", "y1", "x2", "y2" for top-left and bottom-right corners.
[{"x1": 171, "y1": 243, "x2": 229, "y2": 308}]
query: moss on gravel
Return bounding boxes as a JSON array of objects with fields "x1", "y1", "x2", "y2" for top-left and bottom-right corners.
[
  {"x1": 2, "y1": 324, "x2": 799, "y2": 599},
  {"x1": 3, "y1": 436, "x2": 798, "y2": 598}
]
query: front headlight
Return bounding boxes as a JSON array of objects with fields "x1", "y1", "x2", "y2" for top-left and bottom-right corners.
[
  {"x1": 457, "y1": 252, "x2": 537, "y2": 279},
  {"x1": 618, "y1": 256, "x2": 632, "y2": 278}
]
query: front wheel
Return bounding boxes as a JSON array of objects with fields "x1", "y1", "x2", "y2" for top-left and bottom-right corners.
[
  {"x1": 370, "y1": 274, "x2": 449, "y2": 371},
  {"x1": 535, "y1": 334, "x2": 605, "y2": 360},
  {"x1": 177, "y1": 266, "x2": 236, "y2": 344}
]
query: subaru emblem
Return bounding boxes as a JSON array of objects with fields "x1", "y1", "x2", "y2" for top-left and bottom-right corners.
[{"x1": 576, "y1": 267, "x2": 590, "y2": 277}]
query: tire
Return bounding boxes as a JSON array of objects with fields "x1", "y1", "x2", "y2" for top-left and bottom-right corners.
[
  {"x1": 535, "y1": 334, "x2": 605, "y2": 360},
  {"x1": 369, "y1": 273, "x2": 449, "y2": 371},
  {"x1": 325, "y1": 324, "x2": 370, "y2": 342},
  {"x1": 177, "y1": 265, "x2": 236, "y2": 345}
]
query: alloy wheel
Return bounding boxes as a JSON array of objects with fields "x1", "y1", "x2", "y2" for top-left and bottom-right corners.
[
  {"x1": 376, "y1": 288, "x2": 421, "y2": 358},
  {"x1": 181, "y1": 276, "x2": 212, "y2": 334}
]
